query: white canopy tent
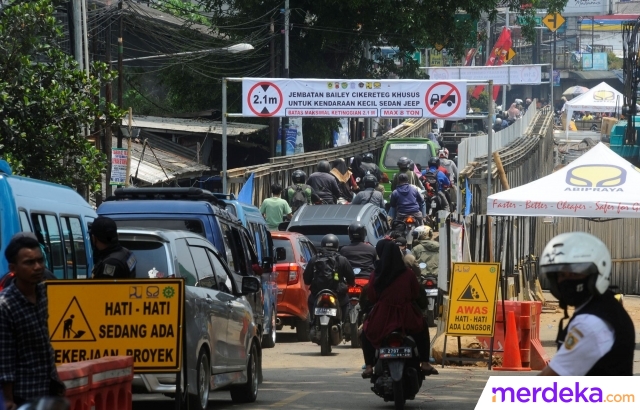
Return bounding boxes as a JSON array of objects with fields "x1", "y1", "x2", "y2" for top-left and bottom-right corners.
[
  {"x1": 487, "y1": 143, "x2": 640, "y2": 218},
  {"x1": 564, "y1": 82, "x2": 623, "y2": 138}
]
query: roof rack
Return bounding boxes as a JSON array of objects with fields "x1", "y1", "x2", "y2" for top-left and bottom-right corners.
[
  {"x1": 106, "y1": 187, "x2": 225, "y2": 208},
  {"x1": 212, "y1": 193, "x2": 237, "y2": 200}
]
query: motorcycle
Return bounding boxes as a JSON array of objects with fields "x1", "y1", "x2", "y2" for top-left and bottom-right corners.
[
  {"x1": 310, "y1": 289, "x2": 343, "y2": 356},
  {"x1": 391, "y1": 217, "x2": 419, "y2": 247},
  {"x1": 419, "y1": 263, "x2": 439, "y2": 327},
  {"x1": 370, "y1": 332, "x2": 423, "y2": 410},
  {"x1": 345, "y1": 268, "x2": 370, "y2": 348}
]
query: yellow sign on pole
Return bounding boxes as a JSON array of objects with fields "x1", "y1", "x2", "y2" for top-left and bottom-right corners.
[
  {"x1": 446, "y1": 262, "x2": 500, "y2": 337},
  {"x1": 48, "y1": 279, "x2": 185, "y2": 373},
  {"x1": 542, "y1": 13, "x2": 565, "y2": 32},
  {"x1": 505, "y1": 48, "x2": 516, "y2": 62}
]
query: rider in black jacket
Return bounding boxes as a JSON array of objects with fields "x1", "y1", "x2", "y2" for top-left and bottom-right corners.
[
  {"x1": 89, "y1": 216, "x2": 137, "y2": 279},
  {"x1": 339, "y1": 222, "x2": 377, "y2": 275},
  {"x1": 307, "y1": 160, "x2": 342, "y2": 204}
]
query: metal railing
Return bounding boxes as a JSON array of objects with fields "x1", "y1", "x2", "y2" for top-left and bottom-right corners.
[{"x1": 225, "y1": 118, "x2": 434, "y2": 205}]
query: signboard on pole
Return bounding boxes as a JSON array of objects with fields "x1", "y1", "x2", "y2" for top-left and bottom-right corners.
[
  {"x1": 446, "y1": 262, "x2": 500, "y2": 337},
  {"x1": 542, "y1": 13, "x2": 566, "y2": 32},
  {"x1": 242, "y1": 78, "x2": 468, "y2": 119},
  {"x1": 48, "y1": 280, "x2": 185, "y2": 373},
  {"x1": 427, "y1": 65, "x2": 543, "y2": 85},
  {"x1": 110, "y1": 148, "x2": 128, "y2": 186}
]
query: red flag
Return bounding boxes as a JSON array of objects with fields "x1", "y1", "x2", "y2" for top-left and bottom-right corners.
[
  {"x1": 464, "y1": 48, "x2": 477, "y2": 66},
  {"x1": 471, "y1": 27, "x2": 513, "y2": 100}
]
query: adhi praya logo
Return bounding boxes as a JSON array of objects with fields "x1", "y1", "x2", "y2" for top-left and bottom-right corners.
[{"x1": 565, "y1": 165, "x2": 626, "y2": 192}]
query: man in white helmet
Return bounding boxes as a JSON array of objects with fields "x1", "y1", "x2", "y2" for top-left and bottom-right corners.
[{"x1": 538, "y1": 232, "x2": 635, "y2": 376}]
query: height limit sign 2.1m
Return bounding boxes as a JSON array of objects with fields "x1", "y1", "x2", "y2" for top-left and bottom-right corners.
[{"x1": 247, "y1": 81, "x2": 283, "y2": 117}]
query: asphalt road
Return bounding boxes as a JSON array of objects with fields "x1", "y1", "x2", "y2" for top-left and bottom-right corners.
[{"x1": 133, "y1": 329, "x2": 494, "y2": 410}]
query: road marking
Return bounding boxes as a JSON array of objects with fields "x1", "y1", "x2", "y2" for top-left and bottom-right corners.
[{"x1": 270, "y1": 391, "x2": 310, "y2": 407}]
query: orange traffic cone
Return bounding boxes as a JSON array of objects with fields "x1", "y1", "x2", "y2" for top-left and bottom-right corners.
[{"x1": 493, "y1": 310, "x2": 530, "y2": 371}]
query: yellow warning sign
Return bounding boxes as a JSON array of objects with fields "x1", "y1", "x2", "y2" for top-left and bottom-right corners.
[
  {"x1": 446, "y1": 263, "x2": 500, "y2": 337},
  {"x1": 47, "y1": 279, "x2": 184, "y2": 373},
  {"x1": 505, "y1": 48, "x2": 516, "y2": 62}
]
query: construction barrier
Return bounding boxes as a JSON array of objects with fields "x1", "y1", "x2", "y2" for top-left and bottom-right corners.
[
  {"x1": 477, "y1": 301, "x2": 550, "y2": 370},
  {"x1": 58, "y1": 356, "x2": 133, "y2": 410}
]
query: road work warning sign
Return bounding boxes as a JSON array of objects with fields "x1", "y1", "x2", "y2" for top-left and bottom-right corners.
[
  {"x1": 446, "y1": 263, "x2": 500, "y2": 337},
  {"x1": 47, "y1": 279, "x2": 184, "y2": 373}
]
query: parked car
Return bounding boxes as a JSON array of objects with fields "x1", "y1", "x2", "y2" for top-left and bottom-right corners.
[
  {"x1": 270, "y1": 231, "x2": 317, "y2": 341},
  {"x1": 378, "y1": 138, "x2": 439, "y2": 198},
  {"x1": 283, "y1": 204, "x2": 391, "y2": 248},
  {"x1": 118, "y1": 228, "x2": 262, "y2": 409},
  {"x1": 98, "y1": 187, "x2": 271, "y2": 348},
  {"x1": 0, "y1": 159, "x2": 96, "y2": 279},
  {"x1": 213, "y1": 193, "x2": 278, "y2": 348}
]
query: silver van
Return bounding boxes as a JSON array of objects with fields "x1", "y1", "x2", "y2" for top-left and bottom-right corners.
[{"x1": 118, "y1": 228, "x2": 262, "y2": 409}]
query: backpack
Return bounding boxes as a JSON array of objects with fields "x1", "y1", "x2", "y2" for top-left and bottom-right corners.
[
  {"x1": 288, "y1": 184, "x2": 308, "y2": 211},
  {"x1": 423, "y1": 169, "x2": 439, "y2": 192},
  {"x1": 310, "y1": 253, "x2": 338, "y2": 294}
]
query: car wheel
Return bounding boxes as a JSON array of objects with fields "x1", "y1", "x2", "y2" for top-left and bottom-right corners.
[
  {"x1": 262, "y1": 307, "x2": 276, "y2": 348},
  {"x1": 296, "y1": 314, "x2": 310, "y2": 342},
  {"x1": 230, "y1": 343, "x2": 259, "y2": 403},
  {"x1": 189, "y1": 349, "x2": 210, "y2": 410}
]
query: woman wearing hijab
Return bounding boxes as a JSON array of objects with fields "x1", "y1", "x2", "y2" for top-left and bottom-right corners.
[
  {"x1": 350, "y1": 155, "x2": 365, "y2": 190},
  {"x1": 360, "y1": 241, "x2": 437, "y2": 378},
  {"x1": 330, "y1": 158, "x2": 356, "y2": 202}
]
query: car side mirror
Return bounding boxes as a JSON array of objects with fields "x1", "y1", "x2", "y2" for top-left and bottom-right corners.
[
  {"x1": 275, "y1": 247, "x2": 287, "y2": 261},
  {"x1": 241, "y1": 276, "x2": 261, "y2": 295}
]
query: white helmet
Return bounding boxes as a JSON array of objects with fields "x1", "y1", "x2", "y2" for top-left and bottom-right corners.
[{"x1": 539, "y1": 232, "x2": 611, "y2": 297}]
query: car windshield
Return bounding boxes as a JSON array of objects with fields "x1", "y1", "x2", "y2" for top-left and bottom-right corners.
[
  {"x1": 444, "y1": 119, "x2": 482, "y2": 133},
  {"x1": 287, "y1": 225, "x2": 349, "y2": 248},
  {"x1": 120, "y1": 240, "x2": 171, "y2": 279},
  {"x1": 383, "y1": 143, "x2": 432, "y2": 169},
  {"x1": 114, "y1": 219, "x2": 205, "y2": 236},
  {"x1": 272, "y1": 238, "x2": 295, "y2": 263}
]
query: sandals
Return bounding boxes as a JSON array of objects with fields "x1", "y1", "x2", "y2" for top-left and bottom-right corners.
[{"x1": 421, "y1": 366, "x2": 439, "y2": 376}]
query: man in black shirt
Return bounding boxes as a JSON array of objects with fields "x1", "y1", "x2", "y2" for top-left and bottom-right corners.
[
  {"x1": 339, "y1": 222, "x2": 377, "y2": 275},
  {"x1": 307, "y1": 160, "x2": 341, "y2": 204},
  {"x1": 89, "y1": 216, "x2": 136, "y2": 279}
]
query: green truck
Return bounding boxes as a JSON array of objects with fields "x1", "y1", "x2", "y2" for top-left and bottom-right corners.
[{"x1": 378, "y1": 138, "x2": 440, "y2": 198}]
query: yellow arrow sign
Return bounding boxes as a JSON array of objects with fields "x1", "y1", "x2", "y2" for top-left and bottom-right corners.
[
  {"x1": 542, "y1": 13, "x2": 565, "y2": 32},
  {"x1": 505, "y1": 48, "x2": 516, "y2": 62}
]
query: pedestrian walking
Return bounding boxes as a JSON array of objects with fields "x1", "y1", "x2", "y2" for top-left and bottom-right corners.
[
  {"x1": 0, "y1": 234, "x2": 65, "y2": 409},
  {"x1": 260, "y1": 183, "x2": 292, "y2": 231}
]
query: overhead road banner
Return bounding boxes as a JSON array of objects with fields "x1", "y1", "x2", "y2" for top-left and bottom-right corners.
[
  {"x1": 241, "y1": 78, "x2": 468, "y2": 119},
  {"x1": 427, "y1": 65, "x2": 543, "y2": 86}
]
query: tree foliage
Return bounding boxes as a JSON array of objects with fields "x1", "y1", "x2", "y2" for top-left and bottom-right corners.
[{"x1": 0, "y1": 0, "x2": 124, "y2": 193}]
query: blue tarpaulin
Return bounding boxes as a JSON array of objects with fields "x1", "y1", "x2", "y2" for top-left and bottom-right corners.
[
  {"x1": 237, "y1": 173, "x2": 254, "y2": 205},
  {"x1": 464, "y1": 178, "x2": 472, "y2": 216}
]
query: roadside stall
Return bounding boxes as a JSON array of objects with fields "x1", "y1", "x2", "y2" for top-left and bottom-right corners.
[{"x1": 563, "y1": 82, "x2": 623, "y2": 139}]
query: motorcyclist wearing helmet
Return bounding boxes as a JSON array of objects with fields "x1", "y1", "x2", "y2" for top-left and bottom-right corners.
[
  {"x1": 410, "y1": 226, "x2": 439, "y2": 277},
  {"x1": 307, "y1": 160, "x2": 342, "y2": 204},
  {"x1": 538, "y1": 232, "x2": 635, "y2": 376},
  {"x1": 438, "y1": 149, "x2": 458, "y2": 183},
  {"x1": 303, "y1": 234, "x2": 355, "y2": 322},
  {"x1": 339, "y1": 222, "x2": 377, "y2": 275},
  {"x1": 350, "y1": 173, "x2": 384, "y2": 209},
  {"x1": 284, "y1": 169, "x2": 320, "y2": 212},
  {"x1": 360, "y1": 153, "x2": 382, "y2": 183},
  {"x1": 391, "y1": 156, "x2": 425, "y2": 191},
  {"x1": 493, "y1": 117, "x2": 503, "y2": 132},
  {"x1": 388, "y1": 173, "x2": 425, "y2": 224},
  {"x1": 425, "y1": 157, "x2": 450, "y2": 192}
]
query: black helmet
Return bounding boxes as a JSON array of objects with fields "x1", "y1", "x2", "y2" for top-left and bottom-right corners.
[
  {"x1": 88, "y1": 216, "x2": 118, "y2": 244},
  {"x1": 348, "y1": 222, "x2": 366, "y2": 242},
  {"x1": 320, "y1": 234, "x2": 339, "y2": 250},
  {"x1": 317, "y1": 160, "x2": 331, "y2": 173},
  {"x1": 363, "y1": 173, "x2": 378, "y2": 188},
  {"x1": 397, "y1": 157, "x2": 411, "y2": 169},
  {"x1": 362, "y1": 153, "x2": 375, "y2": 163},
  {"x1": 292, "y1": 169, "x2": 306, "y2": 184},
  {"x1": 428, "y1": 157, "x2": 440, "y2": 168}
]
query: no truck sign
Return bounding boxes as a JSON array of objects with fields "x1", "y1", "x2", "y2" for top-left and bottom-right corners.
[{"x1": 241, "y1": 78, "x2": 467, "y2": 119}]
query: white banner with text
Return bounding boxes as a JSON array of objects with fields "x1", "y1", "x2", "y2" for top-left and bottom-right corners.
[
  {"x1": 427, "y1": 65, "x2": 543, "y2": 85},
  {"x1": 241, "y1": 78, "x2": 467, "y2": 119}
]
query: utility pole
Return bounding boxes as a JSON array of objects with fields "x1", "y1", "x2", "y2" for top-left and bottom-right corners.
[
  {"x1": 280, "y1": 0, "x2": 289, "y2": 157},
  {"x1": 105, "y1": 15, "x2": 113, "y2": 198},
  {"x1": 269, "y1": 18, "x2": 276, "y2": 157},
  {"x1": 82, "y1": 0, "x2": 89, "y2": 79},
  {"x1": 117, "y1": 0, "x2": 124, "y2": 149},
  {"x1": 72, "y1": 0, "x2": 83, "y2": 70}
]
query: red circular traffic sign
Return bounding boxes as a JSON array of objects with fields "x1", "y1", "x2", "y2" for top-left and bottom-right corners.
[
  {"x1": 247, "y1": 82, "x2": 284, "y2": 117},
  {"x1": 425, "y1": 82, "x2": 462, "y2": 118}
]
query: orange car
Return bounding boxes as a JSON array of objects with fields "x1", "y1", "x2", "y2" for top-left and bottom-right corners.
[{"x1": 271, "y1": 231, "x2": 317, "y2": 342}]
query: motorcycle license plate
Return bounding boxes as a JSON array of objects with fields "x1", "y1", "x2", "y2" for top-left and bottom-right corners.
[
  {"x1": 379, "y1": 347, "x2": 412, "y2": 359},
  {"x1": 425, "y1": 289, "x2": 438, "y2": 297},
  {"x1": 315, "y1": 307, "x2": 337, "y2": 316}
]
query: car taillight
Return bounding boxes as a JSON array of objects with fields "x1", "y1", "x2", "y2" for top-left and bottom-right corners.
[
  {"x1": 424, "y1": 279, "x2": 435, "y2": 288},
  {"x1": 287, "y1": 263, "x2": 299, "y2": 285},
  {"x1": 387, "y1": 334, "x2": 404, "y2": 348}
]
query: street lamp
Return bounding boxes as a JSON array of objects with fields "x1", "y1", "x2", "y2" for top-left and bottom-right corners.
[{"x1": 111, "y1": 43, "x2": 255, "y2": 64}]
